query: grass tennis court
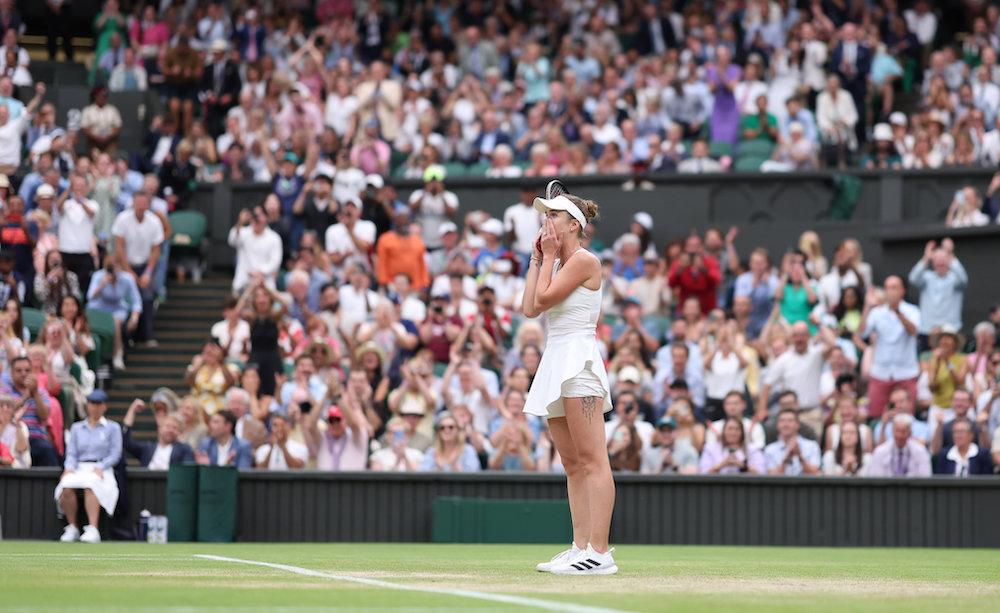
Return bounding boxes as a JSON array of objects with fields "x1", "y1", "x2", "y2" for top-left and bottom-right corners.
[{"x1": 2, "y1": 541, "x2": 998, "y2": 611}]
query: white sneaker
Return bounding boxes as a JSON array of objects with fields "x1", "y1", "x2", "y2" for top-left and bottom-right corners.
[
  {"x1": 79, "y1": 525, "x2": 101, "y2": 544},
  {"x1": 536, "y1": 544, "x2": 582, "y2": 572},
  {"x1": 60, "y1": 524, "x2": 80, "y2": 542},
  {"x1": 550, "y1": 544, "x2": 618, "y2": 576},
  {"x1": 113, "y1": 355, "x2": 126, "y2": 370}
]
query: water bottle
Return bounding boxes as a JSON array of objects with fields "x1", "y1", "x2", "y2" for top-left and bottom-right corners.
[{"x1": 138, "y1": 510, "x2": 151, "y2": 542}]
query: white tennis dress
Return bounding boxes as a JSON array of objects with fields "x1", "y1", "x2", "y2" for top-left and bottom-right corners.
[{"x1": 524, "y1": 250, "x2": 613, "y2": 419}]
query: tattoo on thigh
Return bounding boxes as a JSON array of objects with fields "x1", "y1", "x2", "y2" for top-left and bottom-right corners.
[{"x1": 581, "y1": 397, "x2": 597, "y2": 422}]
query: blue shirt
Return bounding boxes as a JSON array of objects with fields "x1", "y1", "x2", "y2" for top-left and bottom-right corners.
[
  {"x1": 873, "y1": 418, "x2": 931, "y2": 446},
  {"x1": 733, "y1": 272, "x2": 778, "y2": 339},
  {"x1": 279, "y1": 376, "x2": 329, "y2": 412},
  {"x1": 65, "y1": 417, "x2": 123, "y2": 470},
  {"x1": 907, "y1": 259, "x2": 968, "y2": 333},
  {"x1": 763, "y1": 436, "x2": 821, "y2": 475},
  {"x1": 863, "y1": 302, "x2": 921, "y2": 380},
  {"x1": 420, "y1": 444, "x2": 481, "y2": 472},
  {"x1": 86, "y1": 270, "x2": 143, "y2": 315}
]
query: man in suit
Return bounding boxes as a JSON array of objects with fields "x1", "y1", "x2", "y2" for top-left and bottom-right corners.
[
  {"x1": 458, "y1": 26, "x2": 499, "y2": 80},
  {"x1": 472, "y1": 110, "x2": 511, "y2": 163},
  {"x1": 935, "y1": 417, "x2": 993, "y2": 476},
  {"x1": 830, "y1": 22, "x2": 872, "y2": 145},
  {"x1": 867, "y1": 413, "x2": 932, "y2": 476},
  {"x1": 196, "y1": 409, "x2": 253, "y2": 469},
  {"x1": 635, "y1": 2, "x2": 678, "y2": 57},
  {"x1": 200, "y1": 39, "x2": 241, "y2": 137},
  {"x1": 121, "y1": 399, "x2": 194, "y2": 469}
]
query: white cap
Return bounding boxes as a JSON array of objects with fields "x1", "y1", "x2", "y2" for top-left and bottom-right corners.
[
  {"x1": 210, "y1": 39, "x2": 228, "y2": 53},
  {"x1": 633, "y1": 211, "x2": 653, "y2": 231},
  {"x1": 789, "y1": 121, "x2": 804, "y2": 134},
  {"x1": 889, "y1": 112, "x2": 907, "y2": 127},
  {"x1": 35, "y1": 184, "x2": 56, "y2": 198},
  {"x1": 438, "y1": 221, "x2": 458, "y2": 237},
  {"x1": 873, "y1": 123, "x2": 893, "y2": 141},
  {"x1": 479, "y1": 218, "x2": 504, "y2": 236},
  {"x1": 365, "y1": 174, "x2": 384, "y2": 189},
  {"x1": 533, "y1": 194, "x2": 587, "y2": 230},
  {"x1": 618, "y1": 365, "x2": 642, "y2": 384}
]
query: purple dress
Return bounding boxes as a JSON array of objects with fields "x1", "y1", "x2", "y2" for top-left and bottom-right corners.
[{"x1": 705, "y1": 63, "x2": 743, "y2": 145}]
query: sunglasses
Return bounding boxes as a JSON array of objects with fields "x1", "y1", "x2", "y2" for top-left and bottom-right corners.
[
  {"x1": 328, "y1": 417, "x2": 342, "y2": 424},
  {"x1": 438, "y1": 424, "x2": 457, "y2": 431}
]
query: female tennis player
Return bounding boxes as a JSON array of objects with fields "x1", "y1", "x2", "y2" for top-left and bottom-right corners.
[{"x1": 521, "y1": 181, "x2": 616, "y2": 576}]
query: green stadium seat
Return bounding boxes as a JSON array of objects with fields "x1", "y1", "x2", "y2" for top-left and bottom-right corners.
[
  {"x1": 733, "y1": 156, "x2": 768, "y2": 172},
  {"x1": 169, "y1": 210, "x2": 209, "y2": 280},
  {"x1": 22, "y1": 308, "x2": 46, "y2": 342},
  {"x1": 86, "y1": 309, "x2": 117, "y2": 362},
  {"x1": 709, "y1": 141, "x2": 734, "y2": 159},
  {"x1": 467, "y1": 162, "x2": 491, "y2": 176},
  {"x1": 442, "y1": 162, "x2": 468, "y2": 178},
  {"x1": 738, "y1": 140, "x2": 775, "y2": 158}
]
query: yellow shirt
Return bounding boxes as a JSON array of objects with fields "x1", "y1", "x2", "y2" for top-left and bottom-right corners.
[{"x1": 930, "y1": 354, "x2": 965, "y2": 408}]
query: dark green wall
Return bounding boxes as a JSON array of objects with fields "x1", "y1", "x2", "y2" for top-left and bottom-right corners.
[{"x1": 4, "y1": 469, "x2": 999, "y2": 547}]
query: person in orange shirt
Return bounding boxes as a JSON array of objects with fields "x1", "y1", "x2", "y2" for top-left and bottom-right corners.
[{"x1": 375, "y1": 208, "x2": 429, "y2": 290}]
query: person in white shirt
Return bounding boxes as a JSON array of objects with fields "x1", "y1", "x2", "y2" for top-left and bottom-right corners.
[
  {"x1": 324, "y1": 197, "x2": 376, "y2": 277},
  {"x1": 228, "y1": 206, "x2": 283, "y2": 293},
  {"x1": 734, "y1": 59, "x2": 769, "y2": 116},
  {"x1": 904, "y1": 0, "x2": 938, "y2": 47},
  {"x1": 816, "y1": 74, "x2": 858, "y2": 162},
  {"x1": 758, "y1": 322, "x2": 838, "y2": 436},
  {"x1": 408, "y1": 166, "x2": 459, "y2": 251},
  {"x1": 338, "y1": 263, "x2": 383, "y2": 339},
  {"x1": 503, "y1": 185, "x2": 543, "y2": 263},
  {"x1": 58, "y1": 173, "x2": 99, "y2": 293},
  {"x1": 0, "y1": 82, "x2": 43, "y2": 175},
  {"x1": 211, "y1": 296, "x2": 251, "y2": 362},
  {"x1": 705, "y1": 391, "x2": 766, "y2": 450},
  {"x1": 112, "y1": 191, "x2": 164, "y2": 345},
  {"x1": 677, "y1": 139, "x2": 723, "y2": 173},
  {"x1": 370, "y1": 417, "x2": 425, "y2": 471},
  {"x1": 604, "y1": 390, "x2": 655, "y2": 450},
  {"x1": 255, "y1": 413, "x2": 308, "y2": 470}
]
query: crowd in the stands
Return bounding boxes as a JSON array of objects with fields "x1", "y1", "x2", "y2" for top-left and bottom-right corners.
[{"x1": 3, "y1": 1, "x2": 1000, "y2": 496}]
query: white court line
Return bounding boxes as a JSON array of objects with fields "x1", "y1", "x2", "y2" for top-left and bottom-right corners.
[{"x1": 194, "y1": 554, "x2": 633, "y2": 613}]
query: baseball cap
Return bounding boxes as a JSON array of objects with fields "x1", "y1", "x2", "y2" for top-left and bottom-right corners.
[
  {"x1": 789, "y1": 121, "x2": 805, "y2": 134},
  {"x1": 479, "y1": 218, "x2": 504, "y2": 236},
  {"x1": 282, "y1": 152, "x2": 300, "y2": 165},
  {"x1": 327, "y1": 406, "x2": 344, "y2": 420},
  {"x1": 657, "y1": 416, "x2": 677, "y2": 429},
  {"x1": 438, "y1": 221, "x2": 458, "y2": 237},
  {"x1": 618, "y1": 365, "x2": 642, "y2": 384},
  {"x1": 210, "y1": 39, "x2": 228, "y2": 53},
  {"x1": 873, "y1": 123, "x2": 893, "y2": 141},
  {"x1": 365, "y1": 174, "x2": 385, "y2": 189},
  {"x1": 399, "y1": 398, "x2": 426, "y2": 416},
  {"x1": 622, "y1": 296, "x2": 642, "y2": 308},
  {"x1": 423, "y1": 164, "x2": 446, "y2": 183},
  {"x1": 35, "y1": 184, "x2": 56, "y2": 199},
  {"x1": 86, "y1": 390, "x2": 109, "y2": 404},
  {"x1": 889, "y1": 112, "x2": 907, "y2": 127},
  {"x1": 633, "y1": 211, "x2": 653, "y2": 231}
]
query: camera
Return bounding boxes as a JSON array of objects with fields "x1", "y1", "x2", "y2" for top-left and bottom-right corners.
[
  {"x1": 432, "y1": 305, "x2": 444, "y2": 314},
  {"x1": 300, "y1": 401, "x2": 312, "y2": 414},
  {"x1": 105, "y1": 263, "x2": 114, "y2": 273},
  {"x1": 482, "y1": 298, "x2": 493, "y2": 307}
]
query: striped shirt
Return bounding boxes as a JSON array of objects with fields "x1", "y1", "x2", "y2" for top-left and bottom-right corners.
[{"x1": 1, "y1": 383, "x2": 51, "y2": 440}]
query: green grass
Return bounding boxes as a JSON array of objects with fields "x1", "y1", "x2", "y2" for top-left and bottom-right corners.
[{"x1": 1, "y1": 541, "x2": 999, "y2": 611}]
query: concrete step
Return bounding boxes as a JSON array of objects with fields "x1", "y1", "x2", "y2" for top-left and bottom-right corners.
[
  {"x1": 113, "y1": 377, "x2": 185, "y2": 390},
  {"x1": 128, "y1": 341, "x2": 205, "y2": 354}
]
